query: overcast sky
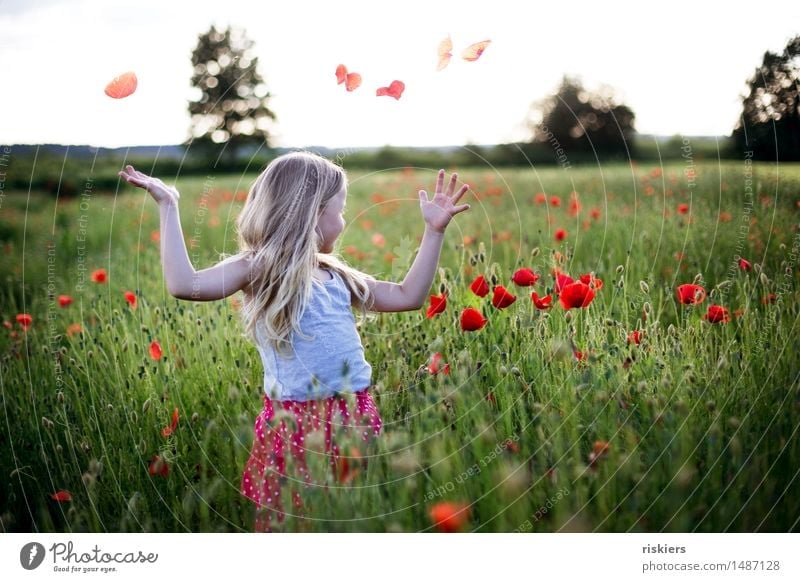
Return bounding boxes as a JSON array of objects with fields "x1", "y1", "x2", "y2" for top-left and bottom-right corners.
[{"x1": 0, "y1": 0, "x2": 797, "y2": 148}]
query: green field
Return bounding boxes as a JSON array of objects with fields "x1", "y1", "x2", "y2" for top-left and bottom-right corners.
[{"x1": 1, "y1": 160, "x2": 799, "y2": 532}]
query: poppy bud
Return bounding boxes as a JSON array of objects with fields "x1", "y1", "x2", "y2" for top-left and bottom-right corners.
[
  {"x1": 191, "y1": 412, "x2": 199, "y2": 423},
  {"x1": 511, "y1": 366, "x2": 522, "y2": 377},
  {"x1": 615, "y1": 265, "x2": 624, "y2": 274},
  {"x1": 531, "y1": 247, "x2": 540, "y2": 257},
  {"x1": 564, "y1": 311, "x2": 573, "y2": 323},
  {"x1": 693, "y1": 273, "x2": 704, "y2": 284},
  {"x1": 490, "y1": 274, "x2": 498, "y2": 285},
  {"x1": 87, "y1": 350, "x2": 94, "y2": 359},
  {"x1": 470, "y1": 256, "x2": 477, "y2": 266},
  {"x1": 57, "y1": 391, "x2": 65, "y2": 403},
  {"x1": 142, "y1": 398, "x2": 152, "y2": 413},
  {"x1": 604, "y1": 318, "x2": 615, "y2": 327},
  {"x1": 130, "y1": 411, "x2": 138, "y2": 424},
  {"x1": 760, "y1": 272, "x2": 769, "y2": 286},
  {"x1": 617, "y1": 278, "x2": 624, "y2": 288},
  {"x1": 668, "y1": 324, "x2": 677, "y2": 336},
  {"x1": 56, "y1": 444, "x2": 63, "y2": 455},
  {"x1": 643, "y1": 302, "x2": 652, "y2": 314},
  {"x1": 59, "y1": 346, "x2": 68, "y2": 355},
  {"x1": 499, "y1": 365, "x2": 508, "y2": 375},
  {"x1": 753, "y1": 262, "x2": 762, "y2": 274},
  {"x1": 639, "y1": 281, "x2": 650, "y2": 294},
  {"x1": 107, "y1": 404, "x2": 113, "y2": 411},
  {"x1": 42, "y1": 417, "x2": 54, "y2": 430}
]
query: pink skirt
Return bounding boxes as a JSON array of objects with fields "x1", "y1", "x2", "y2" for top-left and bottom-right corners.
[{"x1": 240, "y1": 386, "x2": 382, "y2": 532}]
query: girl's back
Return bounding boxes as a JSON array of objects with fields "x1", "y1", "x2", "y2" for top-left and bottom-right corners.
[{"x1": 252, "y1": 267, "x2": 373, "y2": 401}]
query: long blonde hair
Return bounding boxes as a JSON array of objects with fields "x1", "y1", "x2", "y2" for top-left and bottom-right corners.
[{"x1": 235, "y1": 151, "x2": 377, "y2": 358}]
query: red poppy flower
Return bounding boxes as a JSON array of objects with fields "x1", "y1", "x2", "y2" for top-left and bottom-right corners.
[
  {"x1": 460, "y1": 307, "x2": 488, "y2": 331},
  {"x1": 549, "y1": 196, "x2": 561, "y2": 207},
  {"x1": 579, "y1": 273, "x2": 604, "y2": 290},
  {"x1": 426, "y1": 293, "x2": 447, "y2": 318},
  {"x1": 124, "y1": 291, "x2": 138, "y2": 309},
  {"x1": 149, "y1": 340, "x2": 163, "y2": 360},
  {"x1": 738, "y1": 258, "x2": 752, "y2": 271},
  {"x1": 676, "y1": 284, "x2": 706, "y2": 305},
  {"x1": 161, "y1": 407, "x2": 179, "y2": 438},
  {"x1": 502, "y1": 438, "x2": 520, "y2": 453},
  {"x1": 531, "y1": 292, "x2": 553, "y2": 310},
  {"x1": 554, "y1": 271, "x2": 574, "y2": 294},
  {"x1": 469, "y1": 275, "x2": 489, "y2": 298},
  {"x1": 16, "y1": 313, "x2": 33, "y2": 331},
  {"x1": 334, "y1": 447, "x2": 362, "y2": 484},
  {"x1": 704, "y1": 305, "x2": 730, "y2": 324},
  {"x1": 534, "y1": 193, "x2": 547, "y2": 205},
  {"x1": 148, "y1": 454, "x2": 170, "y2": 477},
  {"x1": 491, "y1": 285, "x2": 516, "y2": 309},
  {"x1": 588, "y1": 440, "x2": 610, "y2": 466},
  {"x1": 677, "y1": 203, "x2": 690, "y2": 214},
  {"x1": 574, "y1": 350, "x2": 586, "y2": 361},
  {"x1": 428, "y1": 501, "x2": 471, "y2": 533},
  {"x1": 627, "y1": 330, "x2": 644, "y2": 344},
  {"x1": 66, "y1": 323, "x2": 83, "y2": 337},
  {"x1": 58, "y1": 295, "x2": 73, "y2": 308},
  {"x1": 427, "y1": 352, "x2": 450, "y2": 375},
  {"x1": 50, "y1": 490, "x2": 72, "y2": 502},
  {"x1": 511, "y1": 268, "x2": 539, "y2": 286},
  {"x1": 554, "y1": 229, "x2": 567, "y2": 242},
  {"x1": 559, "y1": 282, "x2": 595, "y2": 309},
  {"x1": 91, "y1": 268, "x2": 107, "y2": 283},
  {"x1": 569, "y1": 198, "x2": 581, "y2": 216},
  {"x1": 761, "y1": 293, "x2": 776, "y2": 305},
  {"x1": 590, "y1": 208, "x2": 601, "y2": 220}
]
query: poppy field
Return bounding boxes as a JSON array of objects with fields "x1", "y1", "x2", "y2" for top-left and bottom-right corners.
[{"x1": 1, "y1": 159, "x2": 799, "y2": 532}]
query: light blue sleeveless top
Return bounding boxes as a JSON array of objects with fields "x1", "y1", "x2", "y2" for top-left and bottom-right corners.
[{"x1": 254, "y1": 268, "x2": 373, "y2": 401}]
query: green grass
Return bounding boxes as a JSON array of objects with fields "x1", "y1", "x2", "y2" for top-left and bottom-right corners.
[{"x1": 1, "y1": 160, "x2": 799, "y2": 532}]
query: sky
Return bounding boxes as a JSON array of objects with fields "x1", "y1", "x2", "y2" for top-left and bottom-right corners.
[{"x1": 0, "y1": 0, "x2": 798, "y2": 148}]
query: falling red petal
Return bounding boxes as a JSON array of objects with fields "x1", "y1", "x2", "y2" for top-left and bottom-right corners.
[
  {"x1": 461, "y1": 40, "x2": 491, "y2": 62},
  {"x1": 104, "y1": 71, "x2": 138, "y2": 99},
  {"x1": 376, "y1": 80, "x2": 405, "y2": 100}
]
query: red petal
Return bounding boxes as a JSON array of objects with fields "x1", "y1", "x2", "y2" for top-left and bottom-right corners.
[
  {"x1": 461, "y1": 40, "x2": 491, "y2": 62},
  {"x1": 335, "y1": 64, "x2": 347, "y2": 84},
  {"x1": 376, "y1": 80, "x2": 405, "y2": 99},
  {"x1": 104, "y1": 71, "x2": 138, "y2": 99},
  {"x1": 345, "y1": 72, "x2": 362, "y2": 91}
]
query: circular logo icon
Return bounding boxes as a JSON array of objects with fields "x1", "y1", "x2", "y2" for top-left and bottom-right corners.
[{"x1": 20, "y1": 542, "x2": 46, "y2": 570}]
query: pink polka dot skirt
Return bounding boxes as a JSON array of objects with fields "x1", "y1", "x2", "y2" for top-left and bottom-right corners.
[{"x1": 240, "y1": 386, "x2": 382, "y2": 532}]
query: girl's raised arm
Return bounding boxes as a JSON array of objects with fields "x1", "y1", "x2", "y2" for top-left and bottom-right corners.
[{"x1": 119, "y1": 165, "x2": 252, "y2": 301}]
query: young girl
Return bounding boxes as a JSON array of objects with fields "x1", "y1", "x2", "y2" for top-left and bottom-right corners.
[{"x1": 118, "y1": 152, "x2": 470, "y2": 531}]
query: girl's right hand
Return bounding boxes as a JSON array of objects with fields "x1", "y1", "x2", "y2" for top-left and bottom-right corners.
[{"x1": 118, "y1": 165, "x2": 181, "y2": 207}]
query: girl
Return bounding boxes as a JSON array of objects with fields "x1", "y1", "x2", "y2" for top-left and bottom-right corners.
[{"x1": 118, "y1": 152, "x2": 470, "y2": 531}]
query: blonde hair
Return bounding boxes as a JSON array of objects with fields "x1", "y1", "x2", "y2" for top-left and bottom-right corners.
[{"x1": 235, "y1": 151, "x2": 377, "y2": 358}]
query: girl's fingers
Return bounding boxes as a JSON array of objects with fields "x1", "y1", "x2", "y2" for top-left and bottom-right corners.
[
  {"x1": 453, "y1": 184, "x2": 469, "y2": 201},
  {"x1": 435, "y1": 169, "x2": 445, "y2": 195},
  {"x1": 446, "y1": 173, "x2": 458, "y2": 197}
]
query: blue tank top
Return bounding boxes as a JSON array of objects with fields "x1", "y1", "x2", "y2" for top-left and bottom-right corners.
[{"x1": 254, "y1": 268, "x2": 373, "y2": 401}]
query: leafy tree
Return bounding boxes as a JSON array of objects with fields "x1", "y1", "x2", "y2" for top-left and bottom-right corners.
[
  {"x1": 528, "y1": 76, "x2": 635, "y2": 159},
  {"x1": 733, "y1": 36, "x2": 800, "y2": 161},
  {"x1": 187, "y1": 25, "x2": 276, "y2": 164}
]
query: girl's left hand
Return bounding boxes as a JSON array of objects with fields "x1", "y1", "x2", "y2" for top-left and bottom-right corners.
[{"x1": 418, "y1": 169, "x2": 471, "y2": 233}]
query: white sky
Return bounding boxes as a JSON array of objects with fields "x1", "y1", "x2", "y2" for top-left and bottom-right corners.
[{"x1": 0, "y1": 0, "x2": 797, "y2": 148}]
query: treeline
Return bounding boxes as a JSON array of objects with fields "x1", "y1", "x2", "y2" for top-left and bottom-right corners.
[{"x1": 1, "y1": 136, "x2": 736, "y2": 197}]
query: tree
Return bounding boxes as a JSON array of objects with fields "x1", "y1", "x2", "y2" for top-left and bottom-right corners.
[
  {"x1": 528, "y1": 76, "x2": 636, "y2": 160},
  {"x1": 732, "y1": 36, "x2": 800, "y2": 161},
  {"x1": 187, "y1": 25, "x2": 277, "y2": 164}
]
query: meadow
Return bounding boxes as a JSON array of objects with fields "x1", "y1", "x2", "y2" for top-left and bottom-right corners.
[{"x1": 1, "y1": 159, "x2": 799, "y2": 532}]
